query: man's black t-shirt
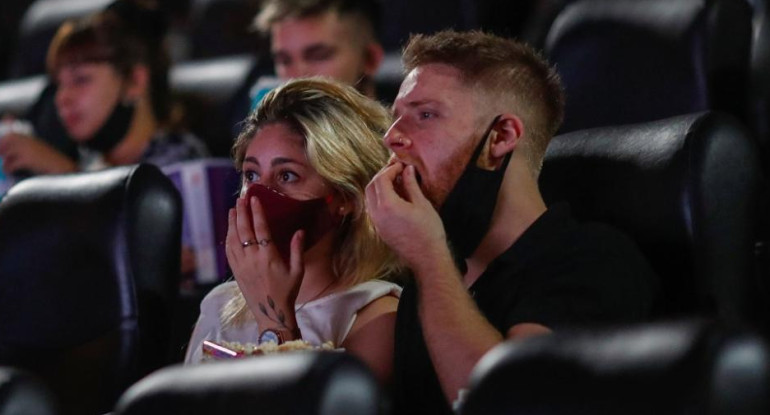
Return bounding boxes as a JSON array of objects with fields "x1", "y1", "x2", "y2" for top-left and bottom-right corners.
[{"x1": 391, "y1": 203, "x2": 659, "y2": 415}]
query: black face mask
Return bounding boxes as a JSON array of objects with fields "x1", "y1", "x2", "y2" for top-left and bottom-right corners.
[
  {"x1": 82, "y1": 99, "x2": 135, "y2": 153},
  {"x1": 439, "y1": 115, "x2": 510, "y2": 274}
]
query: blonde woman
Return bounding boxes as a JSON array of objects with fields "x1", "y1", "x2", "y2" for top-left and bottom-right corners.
[{"x1": 185, "y1": 78, "x2": 401, "y2": 384}]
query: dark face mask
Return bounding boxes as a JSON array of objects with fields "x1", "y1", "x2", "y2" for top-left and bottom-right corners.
[
  {"x1": 244, "y1": 183, "x2": 339, "y2": 264},
  {"x1": 82, "y1": 99, "x2": 135, "y2": 153},
  {"x1": 439, "y1": 115, "x2": 510, "y2": 273}
]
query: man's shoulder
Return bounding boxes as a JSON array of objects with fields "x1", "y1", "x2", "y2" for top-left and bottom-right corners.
[
  {"x1": 569, "y1": 219, "x2": 646, "y2": 257},
  {"x1": 500, "y1": 203, "x2": 659, "y2": 303},
  {"x1": 491, "y1": 207, "x2": 660, "y2": 328},
  {"x1": 517, "y1": 203, "x2": 649, "y2": 264}
]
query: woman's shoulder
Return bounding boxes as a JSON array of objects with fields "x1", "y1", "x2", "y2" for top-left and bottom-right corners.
[
  {"x1": 296, "y1": 280, "x2": 401, "y2": 346},
  {"x1": 330, "y1": 279, "x2": 401, "y2": 306},
  {"x1": 199, "y1": 280, "x2": 239, "y2": 312},
  {"x1": 344, "y1": 279, "x2": 403, "y2": 297},
  {"x1": 301, "y1": 280, "x2": 401, "y2": 317}
]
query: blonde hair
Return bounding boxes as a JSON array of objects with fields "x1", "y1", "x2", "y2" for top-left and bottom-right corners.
[
  {"x1": 403, "y1": 30, "x2": 565, "y2": 176},
  {"x1": 224, "y1": 77, "x2": 398, "y2": 326}
]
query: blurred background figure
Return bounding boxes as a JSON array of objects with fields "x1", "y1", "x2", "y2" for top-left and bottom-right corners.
[
  {"x1": 0, "y1": 0, "x2": 208, "y2": 180},
  {"x1": 246, "y1": 0, "x2": 385, "y2": 112}
]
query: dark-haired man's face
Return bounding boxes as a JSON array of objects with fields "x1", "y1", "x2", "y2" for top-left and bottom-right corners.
[{"x1": 271, "y1": 11, "x2": 374, "y2": 89}]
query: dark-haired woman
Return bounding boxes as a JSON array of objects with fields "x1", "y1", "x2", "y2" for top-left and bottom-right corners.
[{"x1": 0, "y1": 0, "x2": 208, "y2": 176}]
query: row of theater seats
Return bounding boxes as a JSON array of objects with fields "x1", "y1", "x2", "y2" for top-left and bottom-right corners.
[
  {"x1": 0, "y1": 51, "x2": 404, "y2": 159},
  {"x1": 1, "y1": 109, "x2": 768, "y2": 414},
  {"x1": 1, "y1": 0, "x2": 769, "y2": 413},
  {"x1": 0, "y1": 0, "x2": 485, "y2": 158},
  {"x1": 5, "y1": 320, "x2": 766, "y2": 415},
  {"x1": 0, "y1": 0, "x2": 262, "y2": 80},
  {"x1": 0, "y1": 0, "x2": 767, "y2": 160},
  {"x1": 0, "y1": 0, "x2": 536, "y2": 82},
  {"x1": 544, "y1": 0, "x2": 769, "y2": 164},
  {"x1": 1, "y1": 49, "x2": 406, "y2": 157}
]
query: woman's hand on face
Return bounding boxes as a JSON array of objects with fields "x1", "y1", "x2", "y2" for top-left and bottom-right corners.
[
  {"x1": 225, "y1": 195, "x2": 305, "y2": 332},
  {"x1": 0, "y1": 134, "x2": 77, "y2": 175}
]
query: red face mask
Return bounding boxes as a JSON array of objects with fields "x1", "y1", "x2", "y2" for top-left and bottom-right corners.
[{"x1": 243, "y1": 183, "x2": 338, "y2": 263}]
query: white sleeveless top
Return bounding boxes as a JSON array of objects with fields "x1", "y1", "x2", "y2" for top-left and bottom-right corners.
[{"x1": 184, "y1": 279, "x2": 402, "y2": 364}]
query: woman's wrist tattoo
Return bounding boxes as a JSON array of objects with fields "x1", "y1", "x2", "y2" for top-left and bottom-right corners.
[{"x1": 258, "y1": 295, "x2": 295, "y2": 332}]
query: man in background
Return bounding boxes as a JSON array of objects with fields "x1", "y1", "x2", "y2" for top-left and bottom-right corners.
[{"x1": 250, "y1": 0, "x2": 385, "y2": 105}]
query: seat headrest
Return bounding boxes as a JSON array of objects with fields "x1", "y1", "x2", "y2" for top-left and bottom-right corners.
[
  {"x1": 0, "y1": 367, "x2": 58, "y2": 415},
  {"x1": 539, "y1": 111, "x2": 764, "y2": 324},
  {"x1": 0, "y1": 75, "x2": 46, "y2": 116},
  {"x1": 114, "y1": 352, "x2": 383, "y2": 415},
  {"x1": 170, "y1": 54, "x2": 262, "y2": 157},
  {"x1": 379, "y1": 0, "x2": 477, "y2": 51},
  {"x1": 374, "y1": 52, "x2": 405, "y2": 104},
  {"x1": 10, "y1": 0, "x2": 112, "y2": 77},
  {"x1": 545, "y1": 0, "x2": 753, "y2": 133},
  {"x1": 750, "y1": 0, "x2": 770, "y2": 152},
  {"x1": 19, "y1": 0, "x2": 111, "y2": 35},
  {"x1": 170, "y1": 55, "x2": 257, "y2": 103},
  {"x1": 187, "y1": 0, "x2": 261, "y2": 59},
  {"x1": 0, "y1": 164, "x2": 181, "y2": 348},
  {"x1": 462, "y1": 320, "x2": 770, "y2": 415}
]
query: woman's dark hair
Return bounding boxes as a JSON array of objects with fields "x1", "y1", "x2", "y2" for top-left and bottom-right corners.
[{"x1": 46, "y1": 0, "x2": 171, "y2": 122}]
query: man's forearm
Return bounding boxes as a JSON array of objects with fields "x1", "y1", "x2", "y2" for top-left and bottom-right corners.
[{"x1": 414, "y1": 253, "x2": 504, "y2": 403}]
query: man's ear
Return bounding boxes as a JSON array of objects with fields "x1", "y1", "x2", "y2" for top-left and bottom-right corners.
[
  {"x1": 362, "y1": 42, "x2": 384, "y2": 77},
  {"x1": 489, "y1": 114, "x2": 523, "y2": 160},
  {"x1": 124, "y1": 64, "x2": 150, "y2": 102}
]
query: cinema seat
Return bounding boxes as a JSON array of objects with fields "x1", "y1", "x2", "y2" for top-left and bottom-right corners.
[
  {"x1": 0, "y1": 164, "x2": 182, "y2": 414},
  {"x1": 545, "y1": 0, "x2": 753, "y2": 134},
  {"x1": 7, "y1": 0, "x2": 111, "y2": 78},
  {"x1": 461, "y1": 319, "x2": 770, "y2": 415},
  {"x1": 750, "y1": 0, "x2": 770, "y2": 165},
  {"x1": 114, "y1": 351, "x2": 385, "y2": 415},
  {"x1": 0, "y1": 367, "x2": 58, "y2": 415},
  {"x1": 186, "y1": 0, "x2": 262, "y2": 60},
  {"x1": 539, "y1": 112, "x2": 767, "y2": 329},
  {"x1": 170, "y1": 54, "x2": 271, "y2": 157}
]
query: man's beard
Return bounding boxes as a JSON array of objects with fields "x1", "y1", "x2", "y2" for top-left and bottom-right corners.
[{"x1": 420, "y1": 137, "x2": 478, "y2": 209}]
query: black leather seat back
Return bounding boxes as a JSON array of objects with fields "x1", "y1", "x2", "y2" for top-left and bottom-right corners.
[
  {"x1": 539, "y1": 112, "x2": 765, "y2": 326},
  {"x1": 170, "y1": 54, "x2": 268, "y2": 157},
  {"x1": 750, "y1": 0, "x2": 770, "y2": 164},
  {"x1": 545, "y1": 0, "x2": 753, "y2": 134},
  {"x1": 461, "y1": 320, "x2": 770, "y2": 415},
  {"x1": 0, "y1": 0, "x2": 38, "y2": 80},
  {"x1": 186, "y1": 0, "x2": 261, "y2": 60},
  {"x1": 114, "y1": 351, "x2": 384, "y2": 415},
  {"x1": 0, "y1": 367, "x2": 58, "y2": 415},
  {"x1": 0, "y1": 164, "x2": 182, "y2": 414},
  {"x1": 519, "y1": 0, "x2": 573, "y2": 50},
  {"x1": 374, "y1": 52, "x2": 404, "y2": 105},
  {"x1": 8, "y1": 0, "x2": 111, "y2": 78},
  {"x1": 380, "y1": 0, "x2": 477, "y2": 51},
  {"x1": 0, "y1": 75, "x2": 46, "y2": 117}
]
